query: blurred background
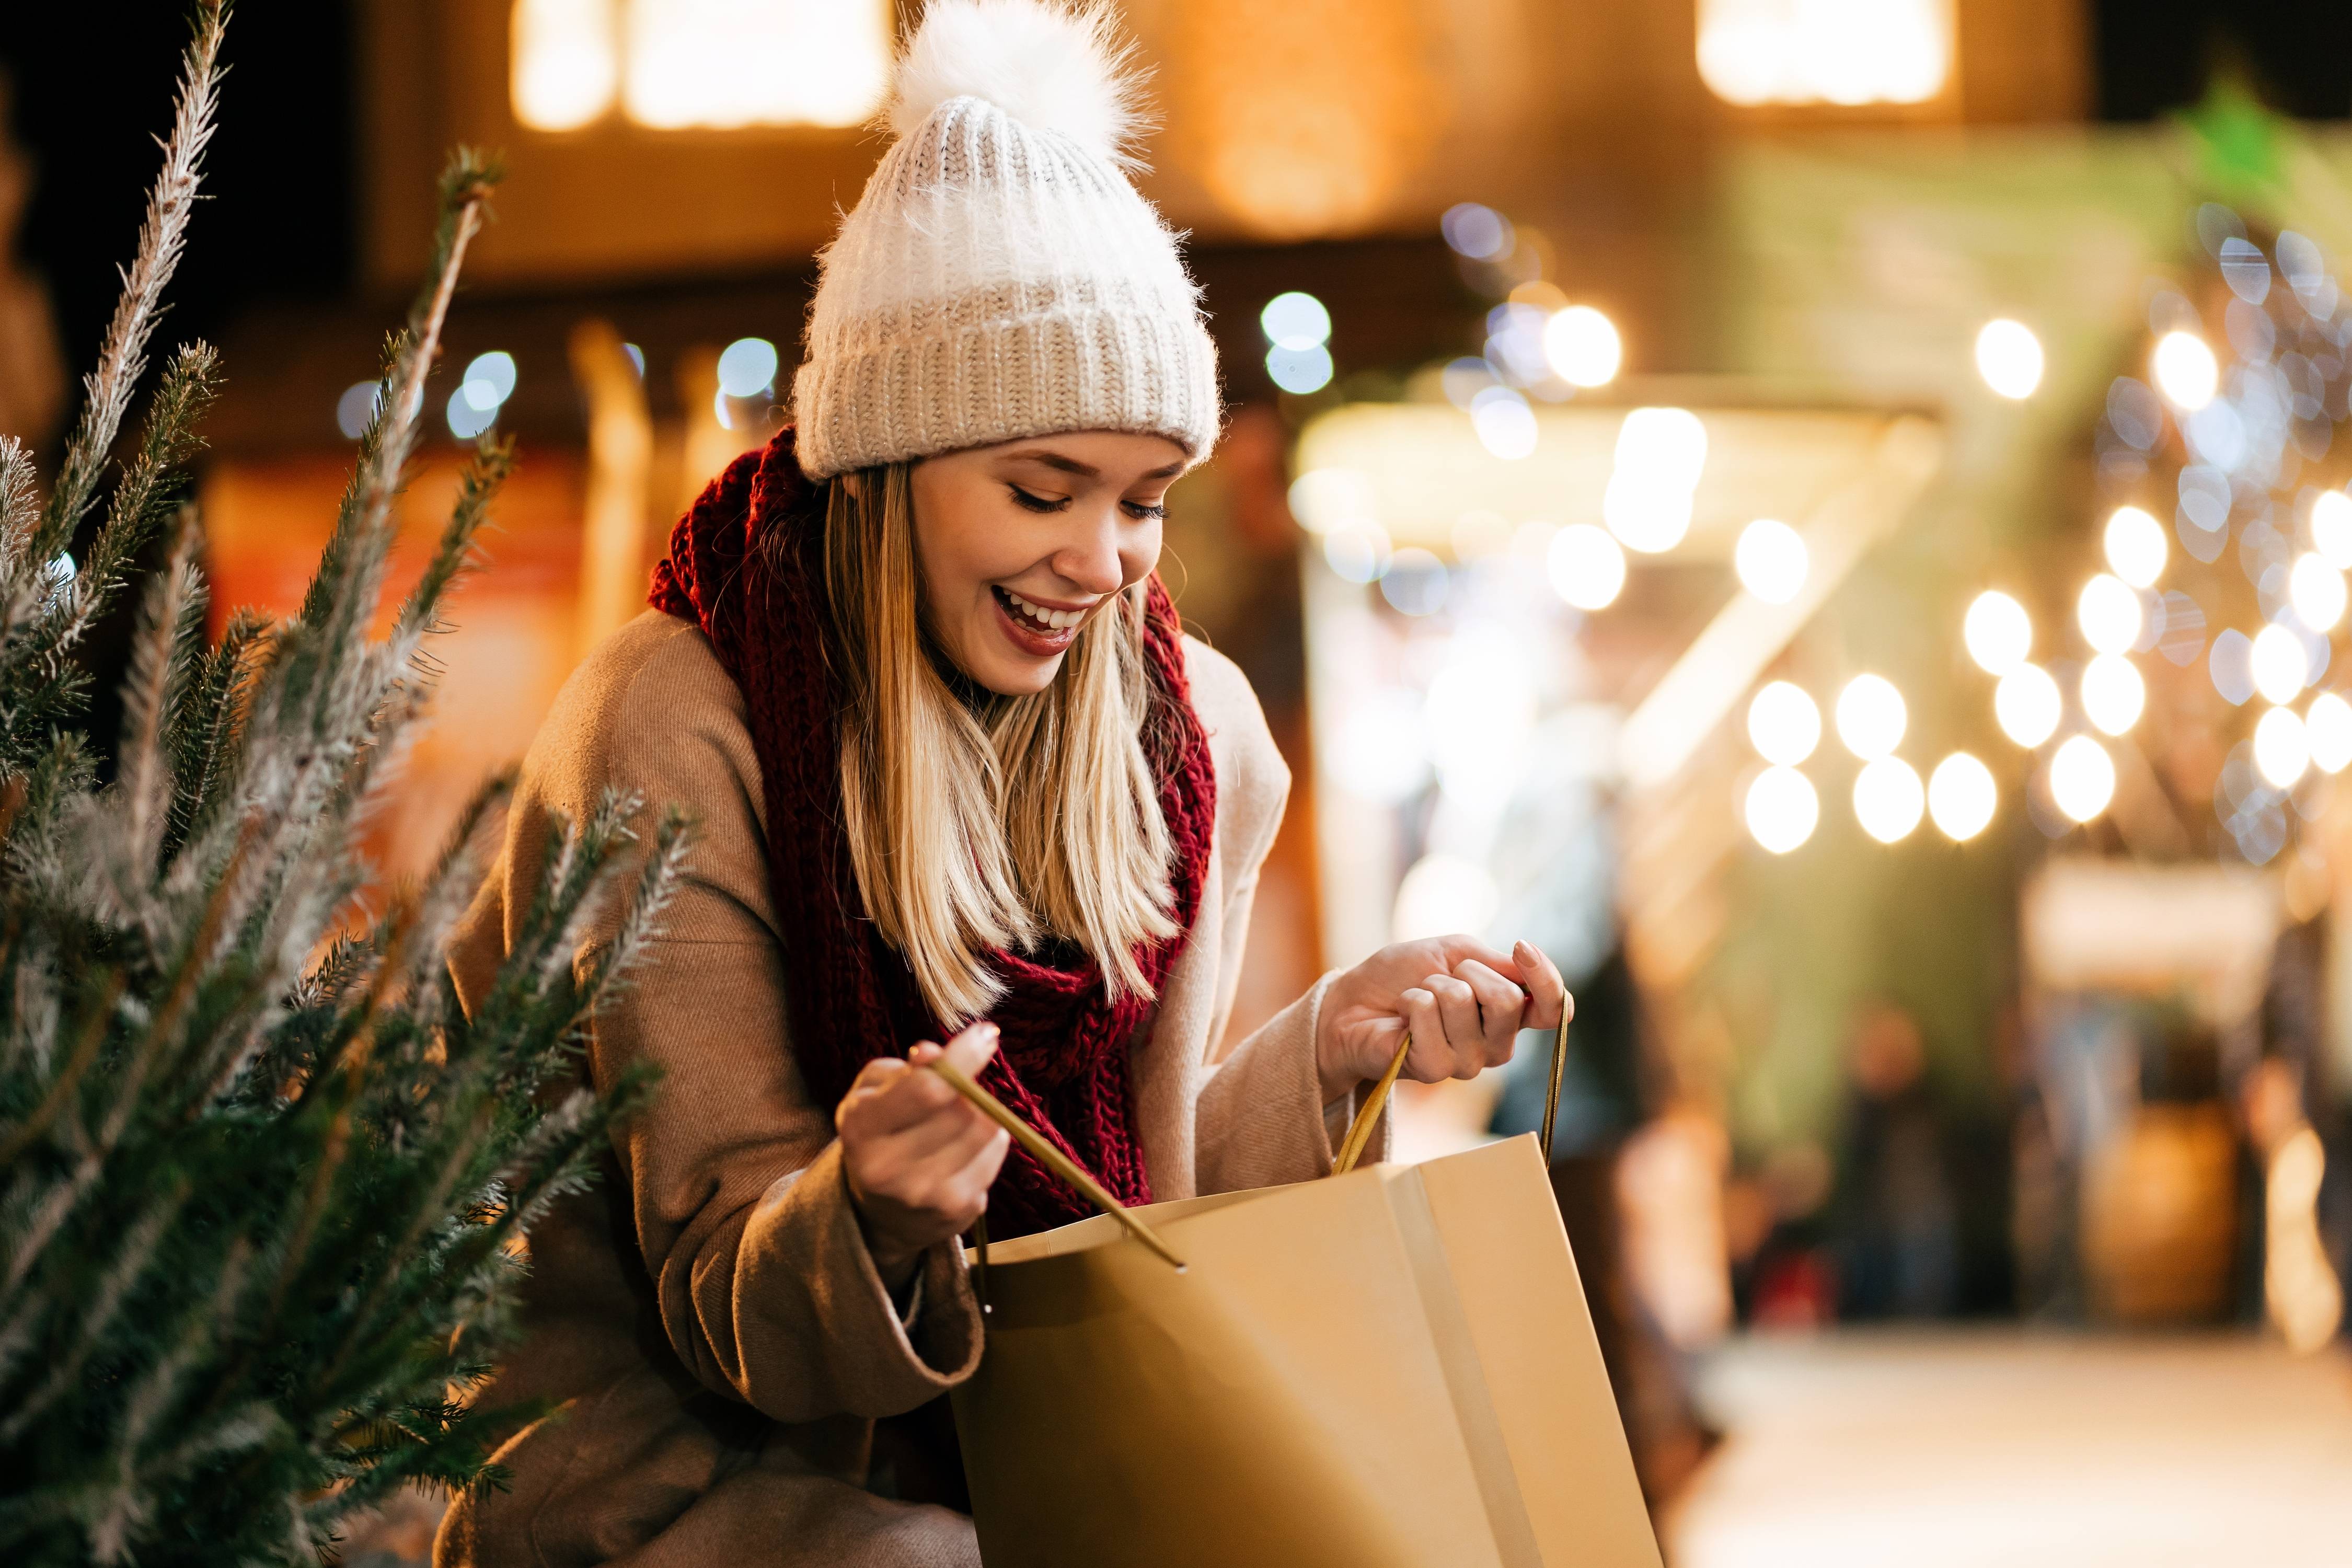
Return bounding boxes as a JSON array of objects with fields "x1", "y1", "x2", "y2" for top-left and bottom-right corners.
[{"x1": 6, "y1": 1, "x2": 2351, "y2": 1562}]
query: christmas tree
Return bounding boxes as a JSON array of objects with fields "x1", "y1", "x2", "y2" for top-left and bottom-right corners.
[{"x1": 0, "y1": 5, "x2": 687, "y2": 1562}]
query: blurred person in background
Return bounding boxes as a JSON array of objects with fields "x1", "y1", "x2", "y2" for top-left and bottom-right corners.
[
  {"x1": 433, "y1": 6, "x2": 1568, "y2": 1566},
  {"x1": 1833, "y1": 1002, "x2": 1960, "y2": 1319}
]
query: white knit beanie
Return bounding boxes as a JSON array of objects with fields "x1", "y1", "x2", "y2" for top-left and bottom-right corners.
[{"x1": 791, "y1": 0, "x2": 1221, "y2": 481}]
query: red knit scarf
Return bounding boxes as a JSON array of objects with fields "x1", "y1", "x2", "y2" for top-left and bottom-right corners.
[{"x1": 647, "y1": 428, "x2": 1215, "y2": 1238}]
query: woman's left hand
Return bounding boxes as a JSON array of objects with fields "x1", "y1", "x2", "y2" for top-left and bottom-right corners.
[{"x1": 1314, "y1": 937, "x2": 1571, "y2": 1106}]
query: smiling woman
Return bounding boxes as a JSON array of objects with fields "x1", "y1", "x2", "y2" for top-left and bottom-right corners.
[{"x1": 434, "y1": 5, "x2": 1567, "y2": 1566}]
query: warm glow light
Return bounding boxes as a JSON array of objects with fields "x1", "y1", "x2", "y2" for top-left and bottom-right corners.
[
  {"x1": 1928, "y1": 753, "x2": 1997, "y2": 840},
  {"x1": 1994, "y1": 664, "x2": 2062, "y2": 747},
  {"x1": 2312, "y1": 490, "x2": 2352, "y2": 569},
  {"x1": 1288, "y1": 468, "x2": 1377, "y2": 535},
  {"x1": 622, "y1": 0, "x2": 892, "y2": 129},
  {"x1": 2080, "y1": 654, "x2": 2146, "y2": 735},
  {"x1": 1696, "y1": 0, "x2": 1952, "y2": 108},
  {"x1": 1745, "y1": 766, "x2": 1819, "y2": 854},
  {"x1": 2152, "y1": 330, "x2": 2220, "y2": 410},
  {"x1": 1964, "y1": 590, "x2": 2033, "y2": 675},
  {"x1": 1975, "y1": 318, "x2": 2044, "y2": 399},
  {"x1": 1543, "y1": 306, "x2": 1622, "y2": 387},
  {"x1": 2290, "y1": 554, "x2": 2348, "y2": 632},
  {"x1": 2077, "y1": 574, "x2": 2143, "y2": 655},
  {"x1": 2252, "y1": 623, "x2": 2312, "y2": 704},
  {"x1": 2104, "y1": 506, "x2": 2168, "y2": 589},
  {"x1": 1735, "y1": 518, "x2": 1808, "y2": 604},
  {"x1": 1747, "y1": 681, "x2": 1822, "y2": 766},
  {"x1": 2255, "y1": 706, "x2": 2312, "y2": 788},
  {"x1": 2308, "y1": 691, "x2": 2352, "y2": 774},
  {"x1": 2050, "y1": 735, "x2": 2116, "y2": 822},
  {"x1": 512, "y1": 0, "x2": 621, "y2": 130},
  {"x1": 1835, "y1": 674, "x2": 1907, "y2": 759},
  {"x1": 1853, "y1": 756, "x2": 1926, "y2": 843},
  {"x1": 1547, "y1": 524, "x2": 1627, "y2": 611}
]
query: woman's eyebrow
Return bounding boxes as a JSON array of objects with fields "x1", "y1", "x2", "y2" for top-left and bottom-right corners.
[{"x1": 1002, "y1": 449, "x2": 1098, "y2": 478}]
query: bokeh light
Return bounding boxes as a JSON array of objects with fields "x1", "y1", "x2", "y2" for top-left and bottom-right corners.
[
  {"x1": 1734, "y1": 518, "x2": 1808, "y2": 604},
  {"x1": 1604, "y1": 408, "x2": 1707, "y2": 553},
  {"x1": 715, "y1": 337, "x2": 776, "y2": 399},
  {"x1": 2079, "y1": 654, "x2": 2146, "y2": 735},
  {"x1": 1928, "y1": 753, "x2": 1997, "y2": 840},
  {"x1": 2255, "y1": 706, "x2": 2311, "y2": 788},
  {"x1": 1260, "y1": 291, "x2": 1332, "y2": 351},
  {"x1": 2289, "y1": 553, "x2": 2348, "y2": 632},
  {"x1": 335, "y1": 381, "x2": 380, "y2": 442},
  {"x1": 1747, "y1": 681, "x2": 1822, "y2": 766},
  {"x1": 1543, "y1": 305, "x2": 1622, "y2": 387},
  {"x1": 2077, "y1": 574, "x2": 2143, "y2": 655},
  {"x1": 1835, "y1": 674, "x2": 1907, "y2": 759},
  {"x1": 1974, "y1": 319, "x2": 2044, "y2": 399},
  {"x1": 1853, "y1": 756, "x2": 1926, "y2": 843},
  {"x1": 1441, "y1": 203, "x2": 1514, "y2": 261},
  {"x1": 1379, "y1": 548, "x2": 1448, "y2": 616},
  {"x1": 2103, "y1": 505, "x2": 2167, "y2": 588},
  {"x1": 447, "y1": 387, "x2": 497, "y2": 440},
  {"x1": 1994, "y1": 664, "x2": 2062, "y2": 747},
  {"x1": 1964, "y1": 590, "x2": 2033, "y2": 675},
  {"x1": 2050, "y1": 735, "x2": 2116, "y2": 822},
  {"x1": 1323, "y1": 522, "x2": 1392, "y2": 584},
  {"x1": 2152, "y1": 330, "x2": 2220, "y2": 409},
  {"x1": 2252, "y1": 622, "x2": 2312, "y2": 704},
  {"x1": 2307, "y1": 691, "x2": 2352, "y2": 774},
  {"x1": 1745, "y1": 766, "x2": 1819, "y2": 854},
  {"x1": 1546, "y1": 524, "x2": 1627, "y2": 610},
  {"x1": 2311, "y1": 490, "x2": 2352, "y2": 569},
  {"x1": 1471, "y1": 386, "x2": 1538, "y2": 459},
  {"x1": 1266, "y1": 343, "x2": 1335, "y2": 394}
]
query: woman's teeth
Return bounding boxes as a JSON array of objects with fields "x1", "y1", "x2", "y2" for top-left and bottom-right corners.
[{"x1": 998, "y1": 588, "x2": 1087, "y2": 632}]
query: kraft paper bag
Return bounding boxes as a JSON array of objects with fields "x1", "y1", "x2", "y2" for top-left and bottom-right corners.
[{"x1": 949, "y1": 1136, "x2": 1663, "y2": 1567}]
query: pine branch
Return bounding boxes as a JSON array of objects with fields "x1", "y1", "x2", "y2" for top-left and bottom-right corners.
[{"x1": 36, "y1": 1, "x2": 229, "y2": 559}]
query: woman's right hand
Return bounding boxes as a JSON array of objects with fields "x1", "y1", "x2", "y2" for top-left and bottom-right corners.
[{"x1": 837, "y1": 1020, "x2": 1013, "y2": 1288}]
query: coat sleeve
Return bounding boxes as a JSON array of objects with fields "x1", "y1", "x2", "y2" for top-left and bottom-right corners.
[{"x1": 574, "y1": 628, "x2": 984, "y2": 1424}]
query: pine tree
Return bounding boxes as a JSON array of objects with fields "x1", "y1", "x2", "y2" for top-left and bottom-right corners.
[{"x1": 0, "y1": 6, "x2": 687, "y2": 1562}]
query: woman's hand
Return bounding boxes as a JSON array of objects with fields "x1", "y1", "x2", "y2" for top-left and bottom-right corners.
[
  {"x1": 1315, "y1": 937, "x2": 1571, "y2": 1105},
  {"x1": 838, "y1": 1021, "x2": 1013, "y2": 1289}
]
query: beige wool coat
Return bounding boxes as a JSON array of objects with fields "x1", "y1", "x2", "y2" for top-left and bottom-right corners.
[{"x1": 433, "y1": 609, "x2": 1367, "y2": 1568}]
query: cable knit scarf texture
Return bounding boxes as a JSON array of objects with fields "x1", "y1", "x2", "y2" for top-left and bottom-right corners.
[{"x1": 647, "y1": 427, "x2": 1215, "y2": 1238}]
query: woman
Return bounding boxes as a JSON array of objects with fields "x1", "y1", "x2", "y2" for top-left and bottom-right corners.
[{"x1": 435, "y1": 4, "x2": 1567, "y2": 1564}]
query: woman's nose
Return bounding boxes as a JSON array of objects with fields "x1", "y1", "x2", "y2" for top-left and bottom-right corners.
[{"x1": 1051, "y1": 510, "x2": 1127, "y2": 596}]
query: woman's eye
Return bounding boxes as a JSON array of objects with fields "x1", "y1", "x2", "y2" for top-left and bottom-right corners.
[
  {"x1": 1123, "y1": 500, "x2": 1168, "y2": 521},
  {"x1": 1007, "y1": 485, "x2": 1069, "y2": 513}
]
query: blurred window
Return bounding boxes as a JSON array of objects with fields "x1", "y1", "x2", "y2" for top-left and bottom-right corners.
[
  {"x1": 1694, "y1": 0, "x2": 1953, "y2": 109},
  {"x1": 511, "y1": 0, "x2": 892, "y2": 132}
]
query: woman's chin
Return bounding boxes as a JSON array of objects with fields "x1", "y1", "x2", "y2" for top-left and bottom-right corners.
[{"x1": 967, "y1": 652, "x2": 1065, "y2": 697}]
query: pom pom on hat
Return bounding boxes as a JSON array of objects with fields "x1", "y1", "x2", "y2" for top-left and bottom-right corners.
[{"x1": 887, "y1": 0, "x2": 1148, "y2": 168}]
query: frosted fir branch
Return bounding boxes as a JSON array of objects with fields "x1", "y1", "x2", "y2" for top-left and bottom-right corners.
[
  {"x1": 0, "y1": 437, "x2": 34, "y2": 571},
  {"x1": 389, "y1": 434, "x2": 511, "y2": 663},
  {"x1": 115, "y1": 520, "x2": 206, "y2": 890},
  {"x1": 578, "y1": 806, "x2": 695, "y2": 1020},
  {"x1": 37, "y1": 1, "x2": 229, "y2": 559}
]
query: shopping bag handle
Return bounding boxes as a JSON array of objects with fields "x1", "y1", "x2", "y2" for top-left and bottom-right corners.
[
  {"x1": 927, "y1": 1054, "x2": 1186, "y2": 1271},
  {"x1": 1331, "y1": 1009, "x2": 1571, "y2": 1178}
]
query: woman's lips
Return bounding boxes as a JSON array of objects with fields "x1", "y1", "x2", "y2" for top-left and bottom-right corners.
[{"x1": 991, "y1": 586, "x2": 1080, "y2": 657}]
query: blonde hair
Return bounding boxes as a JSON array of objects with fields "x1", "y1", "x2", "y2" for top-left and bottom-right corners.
[{"x1": 818, "y1": 463, "x2": 1178, "y2": 1024}]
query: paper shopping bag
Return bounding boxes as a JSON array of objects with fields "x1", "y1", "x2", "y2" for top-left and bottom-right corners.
[{"x1": 948, "y1": 1136, "x2": 1663, "y2": 1567}]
